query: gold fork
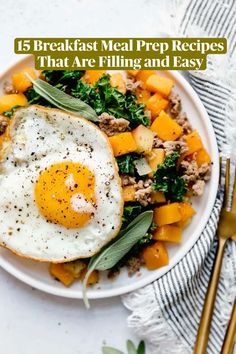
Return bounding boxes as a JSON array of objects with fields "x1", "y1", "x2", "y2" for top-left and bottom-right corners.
[{"x1": 194, "y1": 157, "x2": 236, "y2": 354}]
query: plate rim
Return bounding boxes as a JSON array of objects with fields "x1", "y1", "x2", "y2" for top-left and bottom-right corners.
[{"x1": 0, "y1": 56, "x2": 219, "y2": 299}]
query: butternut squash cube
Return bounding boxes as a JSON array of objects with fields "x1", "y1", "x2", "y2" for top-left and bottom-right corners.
[
  {"x1": 85, "y1": 70, "x2": 106, "y2": 84},
  {"x1": 87, "y1": 270, "x2": 99, "y2": 286},
  {"x1": 150, "y1": 191, "x2": 166, "y2": 204},
  {"x1": 143, "y1": 241, "x2": 169, "y2": 270},
  {"x1": 80, "y1": 269, "x2": 99, "y2": 286},
  {"x1": 109, "y1": 132, "x2": 137, "y2": 157},
  {"x1": 49, "y1": 263, "x2": 74, "y2": 287},
  {"x1": 146, "y1": 74, "x2": 174, "y2": 97},
  {"x1": 136, "y1": 89, "x2": 151, "y2": 105},
  {"x1": 127, "y1": 70, "x2": 140, "y2": 77},
  {"x1": 147, "y1": 93, "x2": 169, "y2": 118},
  {"x1": 146, "y1": 148, "x2": 165, "y2": 173},
  {"x1": 12, "y1": 67, "x2": 39, "y2": 93},
  {"x1": 179, "y1": 202, "x2": 196, "y2": 222},
  {"x1": 185, "y1": 131, "x2": 203, "y2": 155},
  {"x1": 0, "y1": 94, "x2": 28, "y2": 114},
  {"x1": 153, "y1": 225, "x2": 182, "y2": 243},
  {"x1": 123, "y1": 185, "x2": 136, "y2": 202},
  {"x1": 151, "y1": 111, "x2": 183, "y2": 141},
  {"x1": 132, "y1": 125, "x2": 154, "y2": 153},
  {"x1": 110, "y1": 73, "x2": 126, "y2": 94},
  {"x1": 63, "y1": 260, "x2": 87, "y2": 278},
  {"x1": 154, "y1": 203, "x2": 182, "y2": 226},
  {"x1": 195, "y1": 148, "x2": 211, "y2": 166},
  {"x1": 136, "y1": 70, "x2": 156, "y2": 89}
]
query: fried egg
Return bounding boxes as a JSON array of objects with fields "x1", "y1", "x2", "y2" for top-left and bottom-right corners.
[{"x1": 0, "y1": 106, "x2": 123, "y2": 262}]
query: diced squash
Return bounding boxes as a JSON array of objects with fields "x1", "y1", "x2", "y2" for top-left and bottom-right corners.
[
  {"x1": 80, "y1": 269, "x2": 99, "y2": 286},
  {"x1": 123, "y1": 185, "x2": 136, "y2": 202},
  {"x1": 110, "y1": 73, "x2": 126, "y2": 94},
  {"x1": 146, "y1": 74, "x2": 174, "y2": 97},
  {"x1": 0, "y1": 94, "x2": 28, "y2": 114},
  {"x1": 136, "y1": 88, "x2": 151, "y2": 105},
  {"x1": 87, "y1": 270, "x2": 99, "y2": 286},
  {"x1": 153, "y1": 225, "x2": 182, "y2": 243},
  {"x1": 195, "y1": 148, "x2": 211, "y2": 166},
  {"x1": 49, "y1": 263, "x2": 75, "y2": 287},
  {"x1": 151, "y1": 110, "x2": 183, "y2": 141},
  {"x1": 150, "y1": 191, "x2": 166, "y2": 204},
  {"x1": 63, "y1": 260, "x2": 87, "y2": 278},
  {"x1": 185, "y1": 131, "x2": 203, "y2": 155},
  {"x1": 154, "y1": 203, "x2": 182, "y2": 226},
  {"x1": 132, "y1": 125, "x2": 154, "y2": 153},
  {"x1": 12, "y1": 67, "x2": 38, "y2": 92},
  {"x1": 143, "y1": 241, "x2": 169, "y2": 270},
  {"x1": 127, "y1": 70, "x2": 140, "y2": 77},
  {"x1": 147, "y1": 93, "x2": 169, "y2": 118},
  {"x1": 146, "y1": 148, "x2": 165, "y2": 173},
  {"x1": 85, "y1": 70, "x2": 105, "y2": 84},
  {"x1": 136, "y1": 70, "x2": 156, "y2": 89},
  {"x1": 109, "y1": 132, "x2": 137, "y2": 156},
  {"x1": 179, "y1": 202, "x2": 196, "y2": 222}
]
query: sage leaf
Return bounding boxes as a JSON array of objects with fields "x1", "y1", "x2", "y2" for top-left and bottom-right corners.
[
  {"x1": 82, "y1": 210, "x2": 153, "y2": 308},
  {"x1": 88, "y1": 211, "x2": 153, "y2": 271},
  {"x1": 25, "y1": 74, "x2": 98, "y2": 122},
  {"x1": 127, "y1": 340, "x2": 137, "y2": 354},
  {"x1": 102, "y1": 347, "x2": 125, "y2": 354},
  {"x1": 137, "y1": 341, "x2": 145, "y2": 354}
]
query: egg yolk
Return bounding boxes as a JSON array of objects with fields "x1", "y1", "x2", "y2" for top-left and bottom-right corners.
[{"x1": 35, "y1": 162, "x2": 96, "y2": 229}]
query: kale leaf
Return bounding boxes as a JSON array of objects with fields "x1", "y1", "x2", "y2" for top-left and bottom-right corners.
[
  {"x1": 116, "y1": 153, "x2": 140, "y2": 175},
  {"x1": 3, "y1": 105, "x2": 21, "y2": 118},
  {"x1": 72, "y1": 74, "x2": 150, "y2": 127},
  {"x1": 122, "y1": 204, "x2": 143, "y2": 227},
  {"x1": 72, "y1": 79, "x2": 104, "y2": 114},
  {"x1": 25, "y1": 87, "x2": 52, "y2": 106},
  {"x1": 25, "y1": 71, "x2": 149, "y2": 128},
  {"x1": 153, "y1": 151, "x2": 187, "y2": 202},
  {"x1": 43, "y1": 70, "x2": 85, "y2": 88}
]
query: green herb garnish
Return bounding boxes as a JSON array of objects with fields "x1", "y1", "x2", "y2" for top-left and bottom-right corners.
[
  {"x1": 82, "y1": 211, "x2": 153, "y2": 308},
  {"x1": 153, "y1": 151, "x2": 187, "y2": 202},
  {"x1": 102, "y1": 340, "x2": 145, "y2": 354},
  {"x1": 25, "y1": 74, "x2": 98, "y2": 122}
]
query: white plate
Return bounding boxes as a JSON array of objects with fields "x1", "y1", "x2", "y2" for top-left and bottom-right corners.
[{"x1": 0, "y1": 56, "x2": 219, "y2": 299}]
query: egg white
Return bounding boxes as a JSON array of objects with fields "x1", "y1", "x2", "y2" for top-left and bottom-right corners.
[{"x1": 0, "y1": 106, "x2": 123, "y2": 262}]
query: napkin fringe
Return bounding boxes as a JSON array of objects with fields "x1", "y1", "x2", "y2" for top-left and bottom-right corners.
[
  {"x1": 122, "y1": 243, "x2": 236, "y2": 354},
  {"x1": 122, "y1": 284, "x2": 191, "y2": 354}
]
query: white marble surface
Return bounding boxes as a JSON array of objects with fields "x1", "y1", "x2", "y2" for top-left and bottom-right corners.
[{"x1": 0, "y1": 0, "x2": 168, "y2": 353}]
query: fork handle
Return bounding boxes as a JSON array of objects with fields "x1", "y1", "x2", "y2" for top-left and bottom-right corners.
[{"x1": 193, "y1": 237, "x2": 227, "y2": 354}]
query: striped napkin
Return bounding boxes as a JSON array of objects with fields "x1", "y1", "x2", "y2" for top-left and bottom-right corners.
[{"x1": 122, "y1": 1, "x2": 236, "y2": 353}]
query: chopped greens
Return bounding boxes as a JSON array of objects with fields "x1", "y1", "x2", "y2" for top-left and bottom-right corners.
[
  {"x1": 116, "y1": 154, "x2": 140, "y2": 175},
  {"x1": 3, "y1": 105, "x2": 21, "y2": 118},
  {"x1": 24, "y1": 71, "x2": 150, "y2": 128},
  {"x1": 153, "y1": 151, "x2": 187, "y2": 202},
  {"x1": 72, "y1": 74, "x2": 150, "y2": 127},
  {"x1": 25, "y1": 87, "x2": 52, "y2": 106},
  {"x1": 122, "y1": 204, "x2": 143, "y2": 227},
  {"x1": 43, "y1": 70, "x2": 85, "y2": 87}
]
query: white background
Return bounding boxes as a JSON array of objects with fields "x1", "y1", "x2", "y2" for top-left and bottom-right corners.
[{"x1": 0, "y1": 0, "x2": 167, "y2": 353}]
